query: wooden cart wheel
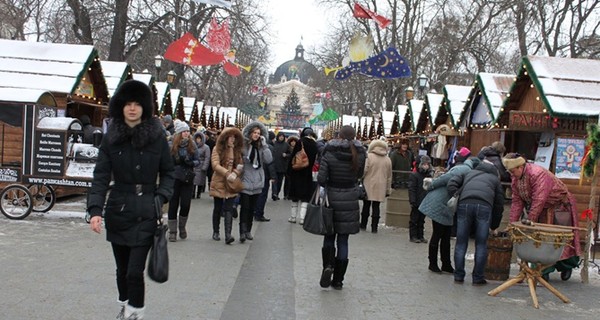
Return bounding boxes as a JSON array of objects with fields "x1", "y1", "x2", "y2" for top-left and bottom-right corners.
[
  {"x1": 0, "y1": 184, "x2": 33, "y2": 220},
  {"x1": 28, "y1": 184, "x2": 56, "y2": 213}
]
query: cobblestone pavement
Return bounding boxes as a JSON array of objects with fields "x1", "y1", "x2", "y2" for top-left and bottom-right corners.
[{"x1": 1, "y1": 193, "x2": 599, "y2": 319}]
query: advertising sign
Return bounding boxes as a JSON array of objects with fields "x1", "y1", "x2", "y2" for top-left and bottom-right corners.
[{"x1": 555, "y1": 137, "x2": 585, "y2": 179}]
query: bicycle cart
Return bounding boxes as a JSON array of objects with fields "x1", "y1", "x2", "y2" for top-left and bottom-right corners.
[{"x1": 0, "y1": 101, "x2": 98, "y2": 219}]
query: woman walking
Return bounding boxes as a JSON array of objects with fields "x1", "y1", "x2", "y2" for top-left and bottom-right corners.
[
  {"x1": 317, "y1": 125, "x2": 366, "y2": 289},
  {"x1": 87, "y1": 80, "x2": 175, "y2": 319},
  {"x1": 287, "y1": 128, "x2": 319, "y2": 224},
  {"x1": 209, "y1": 127, "x2": 244, "y2": 244},
  {"x1": 239, "y1": 121, "x2": 272, "y2": 242},
  {"x1": 360, "y1": 139, "x2": 392, "y2": 233},
  {"x1": 193, "y1": 131, "x2": 211, "y2": 198},
  {"x1": 167, "y1": 121, "x2": 200, "y2": 241}
]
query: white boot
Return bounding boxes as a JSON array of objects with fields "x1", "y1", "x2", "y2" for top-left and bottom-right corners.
[
  {"x1": 289, "y1": 202, "x2": 299, "y2": 223},
  {"x1": 299, "y1": 202, "x2": 308, "y2": 225},
  {"x1": 116, "y1": 300, "x2": 127, "y2": 319},
  {"x1": 124, "y1": 304, "x2": 145, "y2": 320}
]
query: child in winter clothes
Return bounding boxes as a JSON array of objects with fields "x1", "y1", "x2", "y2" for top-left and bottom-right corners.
[
  {"x1": 193, "y1": 131, "x2": 211, "y2": 198},
  {"x1": 408, "y1": 155, "x2": 433, "y2": 243}
]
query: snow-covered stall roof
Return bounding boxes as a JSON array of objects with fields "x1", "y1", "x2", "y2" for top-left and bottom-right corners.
[
  {"x1": 153, "y1": 82, "x2": 171, "y2": 114},
  {"x1": 381, "y1": 111, "x2": 395, "y2": 135},
  {"x1": 465, "y1": 73, "x2": 514, "y2": 126},
  {"x1": 0, "y1": 39, "x2": 103, "y2": 96},
  {"x1": 425, "y1": 93, "x2": 444, "y2": 128},
  {"x1": 443, "y1": 85, "x2": 472, "y2": 128},
  {"x1": 102, "y1": 61, "x2": 131, "y2": 97},
  {"x1": 407, "y1": 99, "x2": 424, "y2": 132},
  {"x1": 132, "y1": 73, "x2": 152, "y2": 86},
  {"x1": 220, "y1": 107, "x2": 238, "y2": 125},
  {"x1": 0, "y1": 88, "x2": 57, "y2": 105},
  {"x1": 182, "y1": 97, "x2": 196, "y2": 122}
]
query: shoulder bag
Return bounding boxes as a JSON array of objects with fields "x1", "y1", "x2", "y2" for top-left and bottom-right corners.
[
  {"x1": 303, "y1": 187, "x2": 334, "y2": 235},
  {"x1": 148, "y1": 196, "x2": 169, "y2": 283},
  {"x1": 292, "y1": 142, "x2": 309, "y2": 170}
]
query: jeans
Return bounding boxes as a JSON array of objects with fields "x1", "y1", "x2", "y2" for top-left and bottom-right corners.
[
  {"x1": 323, "y1": 233, "x2": 349, "y2": 260},
  {"x1": 454, "y1": 203, "x2": 492, "y2": 282},
  {"x1": 111, "y1": 243, "x2": 151, "y2": 308}
]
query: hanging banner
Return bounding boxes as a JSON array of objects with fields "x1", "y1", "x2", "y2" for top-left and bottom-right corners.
[
  {"x1": 534, "y1": 132, "x2": 554, "y2": 170},
  {"x1": 555, "y1": 137, "x2": 585, "y2": 179}
]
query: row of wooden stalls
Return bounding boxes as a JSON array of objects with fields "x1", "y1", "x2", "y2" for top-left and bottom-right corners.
[
  {"x1": 0, "y1": 38, "x2": 247, "y2": 218},
  {"x1": 362, "y1": 55, "x2": 600, "y2": 281}
]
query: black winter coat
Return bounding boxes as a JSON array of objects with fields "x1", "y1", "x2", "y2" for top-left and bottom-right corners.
[
  {"x1": 87, "y1": 118, "x2": 175, "y2": 246},
  {"x1": 288, "y1": 136, "x2": 319, "y2": 202},
  {"x1": 477, "y1": 146, "x2": 510, "y2": 182},
  {"x1": 408, "y1": 168, "x2": 432, "y2": 208},
  {"x1": 447, "y1": 161, "x2": 504, "y2": 229},
  {"x1": 272, "y1": 139, "x2": 290, "y2": 173},
  {"x1": 317, "y1": 139, "x2": 366, "y2": 234}
]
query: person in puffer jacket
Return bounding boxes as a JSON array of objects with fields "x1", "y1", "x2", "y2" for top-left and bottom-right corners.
[
  {"x1": 317, "y1": 125, "x2": 366, "y2": 290},
  {"x1": 447, "y1": 160, "x2": 504, "y2": 286},
  {"x1": 192, "y1": 131, "x2": 211, "y2": 199}
]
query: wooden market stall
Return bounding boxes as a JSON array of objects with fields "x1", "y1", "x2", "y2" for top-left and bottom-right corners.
[
  {"x1": 459, "y1": 73, "x2": 514, "y2": 155},
  {"x1": 0, "y1": 39, "x2": 109, "y2": 128},
  {"x1": 493, "y1": 55, "x2": 600, "y2": 280}
]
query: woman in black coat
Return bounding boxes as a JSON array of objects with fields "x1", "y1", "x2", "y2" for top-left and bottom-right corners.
[
  {"x1": 87, "y1": 80, "x2": 175, "y2": 319},
  {"x1": 317, "y1": 125, "x2": 366, "y2": 290},
  {"x1": 287, "y1": 127, "x2": 319, "y2": 224}
]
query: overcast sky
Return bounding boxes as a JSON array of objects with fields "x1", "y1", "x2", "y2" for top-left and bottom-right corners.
[{"x1": 265, "y1": 0, "x2": 329, "y2": 71}]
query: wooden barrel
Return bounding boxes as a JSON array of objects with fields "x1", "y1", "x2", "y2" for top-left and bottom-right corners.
[{"x1": 485, "y1": 235, "x2": 513, "y2": 281}]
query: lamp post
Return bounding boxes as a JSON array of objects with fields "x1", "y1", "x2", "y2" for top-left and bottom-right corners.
[
  {"x1": 418, "y1": 74, "x2": 428, "y2": 99},
  {"x1": 166, "y1": 70, "x2": 177, "y2": 85},
  {"x1": 365, "y1": 101, "x2": 372, "y2": 117},
  {"x1": 405, "y1": 86, "x2": 414, "y2": 103},
  {"x1": 154, "y1": 55, "x2": 164, "y2": 80}
]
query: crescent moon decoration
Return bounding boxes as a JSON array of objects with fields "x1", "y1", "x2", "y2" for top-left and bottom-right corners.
[{"x1": 334, "y1": 47, "x2": 411, "y2": 81}]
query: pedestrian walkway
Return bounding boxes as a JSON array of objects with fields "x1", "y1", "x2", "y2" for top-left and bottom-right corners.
[{"x1": 0, "y1": 194, "x2": 599, "y2": 319}]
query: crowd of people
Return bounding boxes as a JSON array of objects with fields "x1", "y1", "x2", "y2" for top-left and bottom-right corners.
[{"x1": 87, "y1": 80, "x2": 582, "y2": 319}]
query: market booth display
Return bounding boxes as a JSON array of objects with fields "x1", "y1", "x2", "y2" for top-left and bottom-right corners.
[{"x1": 487, "y1": 55, "x2": 600, "y2": 306}]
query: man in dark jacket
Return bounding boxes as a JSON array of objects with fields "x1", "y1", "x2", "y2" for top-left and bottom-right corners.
[
  {"x1": 271, "y1": 131, "x2": 289, "y2": 200},
  {"x1": 408, "y1": 155, "x2": 433, "y2": 243},
  {"x1": 477, "y1": 141, "x2": 510, "y2": 183},
  {"x1": 447, "y1": 160, "x2": 504, "y2": 285}
]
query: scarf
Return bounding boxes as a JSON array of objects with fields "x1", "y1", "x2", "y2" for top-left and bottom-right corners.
[{"x1": 248, "y1": 140, "x2": 261, "y2": 169}]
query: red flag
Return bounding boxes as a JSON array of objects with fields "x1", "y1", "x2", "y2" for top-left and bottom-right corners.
[
  {"x1": 164, "y1": 32, "x2": 223, "y2": 66},
  {"x1": 353, "y1": 3, "x2": 391, "y2": 29},
  {"x1": 223, "y1": 61, "x2": 241, "y2": 76}
]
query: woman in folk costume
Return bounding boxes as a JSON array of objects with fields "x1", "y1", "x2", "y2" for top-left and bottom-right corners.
[
  {"x1": 360, "y1": 139, "x2": 392, "y2": 233},
  {"x1": 287, "y1": 128, "x2": 319, "y2": 224},
  {"x1": 87, "y1": 80, "x2": 175, "y2": 319},
  {"x1": 167, "y1": 121, "x2": 200, "y2": 242},
  {"x1": 209, "y1": 127, "x2": 245, "y2": 244},
  {"x1": 239, "y1": 121, "x2": 272, "y2": 242},
  {"x1": 502, "y1": 153, "x2": 581, "y2": 281},
  {"x1": 317, "y1": 125, "x2": 367, "y2": 289}
]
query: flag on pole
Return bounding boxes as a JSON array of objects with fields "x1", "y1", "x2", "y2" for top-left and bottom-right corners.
[
  {"x1": 353, "y1": 2, "x2": 391, "y2": 29},
  {"x1": 192, "y1": 0, "x2": 232, "y2": 8},
  {"x1": 164, "y1": 32, "x2": 223, "y2": 66}
]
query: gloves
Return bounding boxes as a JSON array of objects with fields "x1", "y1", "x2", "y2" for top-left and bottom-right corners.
[
  {"x1": 422, "y1": 178, "x2": 433, "y2": 191},
  {"x1": 236, "y1": 164, "x2": 244, "y2": 173},
  {"x1": 227, "y1": 172, "x2": 237, "y2": 182}
]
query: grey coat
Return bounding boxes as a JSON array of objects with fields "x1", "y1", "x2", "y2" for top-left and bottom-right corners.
[
  {"x1": 418, "y1": 158, "x2": 480, "y2": 226},
  {"x1": 193, "y1": 131, "x2": 211, "y2": 186},
  {"x1": 241, "y1": 121, "x2": 273, "y2": 195}
]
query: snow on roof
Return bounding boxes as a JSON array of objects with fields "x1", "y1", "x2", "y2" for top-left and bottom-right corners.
[
  {"x1": 469, "y1": 73, "x2": 514, "y2": 125},
  {"x1": 425, "y1": 93, "x2": 444, "y2": 126},
  {"x1": 102, "y1": 61, "x2": 130, "y2": 96},
  {"x1": 154, "y1": 82, "x2": 170, "y2": 110},
  {"x1": 396, "y1": 105, "x2": 408, "y2": 125},
  {"x1": 408, "y1": 99, "x2": 424, "y2": 132},
  {"x1": 132, "y1": 73, "x2": 153, "y2": 86},
  {"x1": 444, "y1": 85, "x2": 472, "y2": 127},
  {"x1": 0, "y1": 88, "x2": 53, "y2": 103},
  {"x1": 182, "y1": 97, "x2": 196, "y2": 121},
  {"x1": 0, "y1": 39, "x2": 96, "y2": 94},
  {"x1": 381, "y1": 111, "x2": 395, "y2": 135},
  {"x1": 525, "y1": 56, "x2": 600, "y2": 118},
  {"x1": 37, "y1": 117, "x2": 79, "y2": 130}
]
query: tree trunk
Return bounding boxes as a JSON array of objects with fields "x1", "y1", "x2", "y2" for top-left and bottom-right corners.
[{"x1": 108, "y1": 0, "x2": 130, "y2": 61}]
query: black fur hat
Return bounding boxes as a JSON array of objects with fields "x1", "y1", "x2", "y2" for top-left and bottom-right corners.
[{"x1": 109, "y1": 80, "x2": 154, "y2": 121}]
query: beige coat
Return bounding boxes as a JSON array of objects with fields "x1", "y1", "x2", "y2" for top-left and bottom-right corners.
[
  {"x1": 362, "y1": 140, "x2": 392, "y2": 202},
  {"x1": 209, "y1": 127, "x2": 244, "y2": 199}
]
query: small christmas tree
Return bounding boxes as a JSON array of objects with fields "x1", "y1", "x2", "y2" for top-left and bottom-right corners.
[
  {"x1": 191, "y1": 104, "x2": 200, "y2": 124},
  {"x1": 377, "y1": 117, "x2": 384, "y2": 137},
  {"x1": 176, "y1": 103, "x2": 185, "y2": 121},
  {"x1": 362, "y1": 118, "x2": 368, "y2": 140},
  {"x1": 356, "y1": 122, "x2": 362, "y2": 140},
  {"x1": 208, "y1": 108, "x2": 215, "y2": 129},
  {"x1": 282, "y1": 88, "x2": 302, "y2": 115},
  {"x1": 390, "y1": 112, "x2": 400, "y2": 135},
  {"x1": 369, "y1": 116, "x2": 376, "y2": 140},
  {"x1": 200, "y1": 105, "x2": 207, "y2": 127},
  {"x1": 215, "y1": 111, "x2": 221, "y2": 130}
]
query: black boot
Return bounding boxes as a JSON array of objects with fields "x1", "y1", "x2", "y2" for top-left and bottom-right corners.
[
  {"x1": 360, "y1": 210, "x2": 369, "y2": 230},
  {"x1": 224, "y1": 212, "x2": 234, "y2": 244},
  {"x1": 320, "y1": 247, "x2": 336, "y2": 288},
  {"x1": 440, "y1": 239, "x2": 453, "y2": 273},
  {"x1": 239, "y1": 223, "x2": 246, "y2": 243},
  {"x1": 196, "y1": 187, "x2": 202, "y2": 199},
  {"x1": 428, "y1": 244, "x2": 442, "y2": 273},
  {"x1": 371, "y1": 216, "x2": 380, "y2": 234},
  {"x1": 331, "y1": 259, "x2": 349, "y2": 290}
]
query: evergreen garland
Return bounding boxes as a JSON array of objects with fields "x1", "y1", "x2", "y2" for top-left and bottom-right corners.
[{"x1": 584, "y1": 123, "x2": 600, "y2": 177}]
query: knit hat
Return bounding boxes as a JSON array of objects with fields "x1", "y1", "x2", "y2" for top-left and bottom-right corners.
[
  {"x1": 109, "y1": 80, "x2": 153, "y2": 121},
  {"x1": 458, "y1": 147, "x2": 471, "y2": 158},
  {"x1": 174, "y1": 121, "x2": 190, "y2": 135},
  {"x1": 163, "y1": 115, "x2": 172, "y2": 123},
  {"x1": 301, "y1": 127, "x2": 314, "y2": 138},
  {"x1": 502, "y1": 155, "x2": 526, "y2": 170},
  {"x1": 419, "y1": 155, "x2": 432, "y2": 165}
]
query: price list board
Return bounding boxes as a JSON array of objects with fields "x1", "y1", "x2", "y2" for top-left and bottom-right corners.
[{"x1": 34, "y1": 131, "x2": 65, "y2": 176}]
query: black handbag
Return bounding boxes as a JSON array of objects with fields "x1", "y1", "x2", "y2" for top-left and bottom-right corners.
[
  {"x1": 303, "y1": 188, "x2": 334, "y2": 235},
  {"x1": 183, "y1": 168, "x2": 195, "y2": 184},
  {"x1": 358, "y1": 182, "x2": 367, "y2": 201},
  {"x1": 148, "y1": 196, "x2": 169, "y2": 283}
]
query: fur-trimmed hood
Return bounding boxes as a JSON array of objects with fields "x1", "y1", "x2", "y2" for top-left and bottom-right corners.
[
  {"x1": 216, "y1": 126, "x2": 244, "y2": 147},
  {"x1": 242, "y1": 121, "x2": 268, "y2": 140},
  {"x1": 109, "y1": 80, "x2": 154, "y2": 121},
  {"x1": 105, "y1": 117, "x2": 165, "y2": 149},
  {"x1": 367, "y1": 139, "x2": 388, "y2": 155},
  {"x1": 193, "y1": 131, "x2": 206, "y2": 145}
]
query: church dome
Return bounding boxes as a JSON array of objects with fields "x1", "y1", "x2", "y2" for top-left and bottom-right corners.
[{"x1": 271, "y1": 44, "x2": 319, "y2": 85}]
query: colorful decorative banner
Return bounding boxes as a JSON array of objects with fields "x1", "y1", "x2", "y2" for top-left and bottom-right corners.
[
  {"x1": 353, "y1": 2, "x2": 391, "y2": 29},
  {"x1": 334, "y1": 47, "x2": 411, "y2": 80},
  {"x1": 164, "y1": 32, "x2": 223, "y2": 66},
  {"x1": 555, "y1": 137, "x2": 585, "y2": 179}
]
